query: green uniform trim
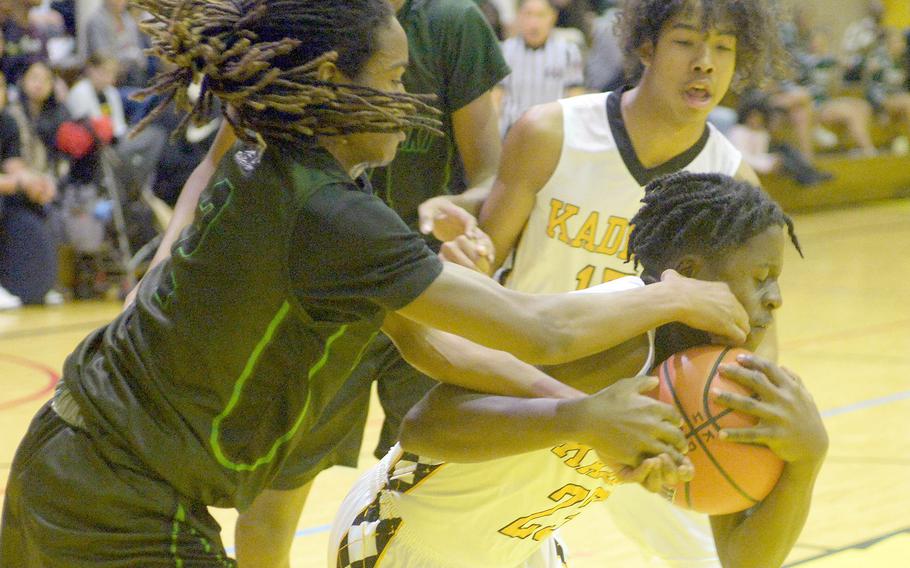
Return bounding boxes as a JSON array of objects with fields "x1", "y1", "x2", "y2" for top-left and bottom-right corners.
[
  {"x1": 176, "y1": 179, "x2": 236, "y2": 259},
  {"x1": 170, "y1": 503, "x2": 186, "y2": 568},
  {"x1": 170, "y1": 502, "x2": 232, "y2": 566},
  {"x1": 210, "y1": 301, "x2": 349, "y2": 471}
]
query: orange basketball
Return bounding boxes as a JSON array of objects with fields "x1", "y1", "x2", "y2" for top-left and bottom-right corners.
[{"x1": 654, "y1": 345, "x2": 785, "y2": 515}]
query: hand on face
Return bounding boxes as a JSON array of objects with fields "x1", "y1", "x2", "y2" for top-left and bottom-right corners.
[{"x1": 659, "y1": 269, "x2": 750, "y2": 346}]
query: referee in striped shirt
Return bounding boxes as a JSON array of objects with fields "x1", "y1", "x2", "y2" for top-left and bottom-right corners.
[{"x1": 495, "y1": 0, "x2": 587, "y2": 137}]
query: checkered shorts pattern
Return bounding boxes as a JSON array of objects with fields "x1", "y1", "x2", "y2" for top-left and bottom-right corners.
[
  {"x1": 335, "y1": 492, "x2": 402, "y2": 568},
  {"x1": 335, "y1": 451, "x2": 445, "y2": 567},
  {"x1": 386, "y1": 451, "x2": 445, "y2": 494},
  {"x1": 554, "y1": 539, "x2": 568, "y2": 567}
]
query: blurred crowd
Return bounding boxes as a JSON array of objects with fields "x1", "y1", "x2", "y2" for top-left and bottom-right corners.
[
  {"x1": 2, "y1": 0, "x2": 910, "y2": 310},
  {"x1": 0, "y1": 0, "x2": 219, "y2": 308}
]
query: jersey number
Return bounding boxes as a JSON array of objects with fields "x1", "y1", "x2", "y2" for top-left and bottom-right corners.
[
  {"x1": 499, "y1": 483, "x2": 609, "y2": 541},
  {"x1": 575, "y1": 265, "x2": 637, "y2": 290}
]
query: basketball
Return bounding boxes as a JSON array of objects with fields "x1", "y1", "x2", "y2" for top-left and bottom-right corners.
[{"x1": 654, "y1": 345, "x2": 785, "y2": 515}]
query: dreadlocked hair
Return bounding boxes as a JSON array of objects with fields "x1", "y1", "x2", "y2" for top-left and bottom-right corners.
[
  {"x1": 627, "y1": 172, "x2": 801, "y2": 280},
  {"x1": 131, "y1": 0, "x2": 443, "y2": 145},
  {"x1": 615, "y1": 0, "x2": 790, "y2": 92}
]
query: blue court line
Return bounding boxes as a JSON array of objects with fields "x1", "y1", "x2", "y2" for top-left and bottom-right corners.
[
  {"x1": 224, "y1": 388, "x2": 910, "y2": 553},
  {"x1": 224, "y1": 524, "x2": 331, "y2": 554},
  {"x1": 820, "y1": 390, "x2": 910, "y2": 418}
]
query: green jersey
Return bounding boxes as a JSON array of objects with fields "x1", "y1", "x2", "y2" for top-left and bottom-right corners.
[
  {"x1": 371, "y1": 0, "x2": 510, "y2": 230},
  {"x1": 62, "y1": 143, "x2": 442, "y2": 510}
]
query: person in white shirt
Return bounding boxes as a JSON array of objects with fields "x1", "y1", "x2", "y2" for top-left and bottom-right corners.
[{"x1": 495, "y1": 0, "x2": 586, "y2": 137}]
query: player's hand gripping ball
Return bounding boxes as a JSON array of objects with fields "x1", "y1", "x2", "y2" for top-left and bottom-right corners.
[{"x1": 653, "y1": 345, "x2": 785, "y2": 514}]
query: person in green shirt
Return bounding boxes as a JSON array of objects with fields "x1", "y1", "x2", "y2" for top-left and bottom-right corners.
[
  {"x1": 132, "y1": 1, "x2": 511, "y2": 565},
  {"x1": 236, "y1": 2, "x2": 512, "y2": 564},
  {"x1": 1, "y1": 1, "x2": 752, "y2": 566}
]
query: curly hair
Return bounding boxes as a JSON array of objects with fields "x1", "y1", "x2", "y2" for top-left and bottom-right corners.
[
  {"x1": 614, "y1": 0, "x2": 789, "y2": 91},
  {"x1": 131, "y1": 0, "x2": 442, "y2": 145},
  {"x1": 627, "y1": 171, "x2": 801, "y2": 281}
]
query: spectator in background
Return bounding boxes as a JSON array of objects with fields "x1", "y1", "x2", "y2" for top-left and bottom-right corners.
[
  {"x1": 729, "y1": 93, "x2": 832, "y2": 186},
  {"x1": 63, "y1": 53, "x2": 164, "y2": 258},
  {"x1": 27, "y1": 1, "x2": 73, "y2": 66},
  {"x1": 66, "y1": 55, "x2": 126, "y2": 142},
  {"x1": 50, "y1": 0, "x2": 76, "y2": 38},
  {"x1": 551, "y1": 0, "x2": 593, "y2": 40},
  {"x1": 150, "y1": 82, "x2": 221, "y2": 207},
  {"x1": 67, "y1": 53, "x2": 167, "y2": 187},
  {"x1": 8, "y1": 61, "x2": 69, "y2": 180},
  {"x1": 842, "y1": 0, "x2": 886, "y2": 82},
  {"x1": 799, "y1": 28, "x2": 877, "y2": 156},
  {"x1": 495, "y1": 0, "x2": 585, "y2": 137},
  {"x1": 585, "y1": 2, "x2": 623, "y2": 92},
  {"x1": 772, "y1": 5, "x2": 824, "y2": 162},
  {"x1": 84, "y1": 0, "x2": 147, "y2": 87},
  {"x1": 0, "y1": 71, "x2": 59, "y2": 307},
  {"x1": 0, "y1": 0, "x2": 48, "y2": 85},
  {"x1": 863, "y1": 28, "x2": 910, "y2": 152}
]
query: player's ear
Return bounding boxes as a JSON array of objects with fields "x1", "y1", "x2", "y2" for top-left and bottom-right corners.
[
  {"x1": 673, "y1": 254, "x2": 706, "y2": 278},
  {"x1": 317, "y1": 60, "x2": 348, "y2": 84},
  {"x1": 637, "y1": 40, "x2": 655, "y2": 67}
]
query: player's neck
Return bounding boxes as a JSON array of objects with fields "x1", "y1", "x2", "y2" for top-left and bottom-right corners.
[
  {"x1": 318, "y1": 137, "x2": 368, "y2": 180},
  {"x1": 620, "y1": 84, "x2": 710, "y2": 169},
  {"x1": 653, "y1": 323, "x2": 712, "y2": 371}
]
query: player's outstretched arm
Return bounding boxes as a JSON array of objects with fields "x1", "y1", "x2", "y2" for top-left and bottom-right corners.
[
  {"x1": 396, "y1": 263, "x2": 749, "y2": 366},
  {"x1": 382, "y1": 311, "x2": 582, "y2": 400},
  {"x1": 479, "y1": 101, "x2": 563, "y2": 272},
  {"x1": 708, "y1": 354, "x2": 828, "y2": 568},
  {"x1": 399, "y1": 376, "x2": 687, "y2": 468}
]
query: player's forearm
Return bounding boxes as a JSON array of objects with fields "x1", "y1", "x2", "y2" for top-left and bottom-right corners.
[
  {"x1": 399, "y1": 385, "x2": 582, "y2": 462},
  {"x1": 400, "y1": 264, "x2": 690, "y2": 366},
  {"x1": 529, "y1": 281, "x2": 689, "y2": 365},
  {"x1": 447, "y1": 182, "x2": 492, "y2": 218},
  {"x1": 712, "y1": 458, "x2": 824, "y2": 568},
  {"x1": 386, "y1": 314, "x2": 582, "y2": 399}
]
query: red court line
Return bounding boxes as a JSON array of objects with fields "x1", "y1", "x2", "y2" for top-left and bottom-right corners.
[
  {"x1": 781, "y1": 317, "x2": 910, "y2": 351},
  {"x1": 0, "y1": 354, "x2": 60, "y2": 411}
]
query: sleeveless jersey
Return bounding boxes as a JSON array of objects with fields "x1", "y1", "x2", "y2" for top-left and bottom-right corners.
[
  {"x1": 335, "y1": 278, "x2": 653, "y2": 567},
  {"x1": 505, "y1": 91, "x2": 742, "y2": 294}
]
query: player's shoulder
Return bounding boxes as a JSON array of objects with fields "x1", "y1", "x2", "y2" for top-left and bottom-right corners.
[
  {"x1": 511, "y1": 101, "x2": 564, "y2": 141},
  {"x1": 703, "y1": 123, "x2": 749, "y2": 178}
]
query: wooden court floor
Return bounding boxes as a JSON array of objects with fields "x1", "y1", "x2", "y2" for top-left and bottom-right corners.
[{"x1": 1, "y1": 198, "x2": 908, "y2": 567}]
